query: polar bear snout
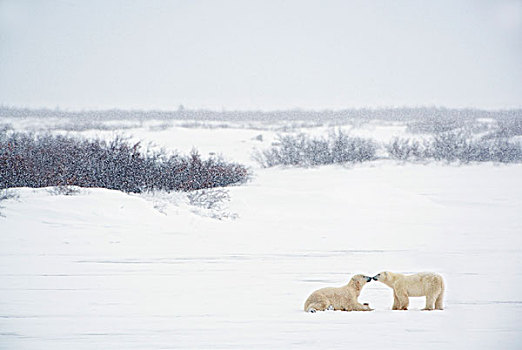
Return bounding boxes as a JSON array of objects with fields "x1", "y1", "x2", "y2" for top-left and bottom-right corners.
[
  {"x1": 354, "y1": 274, "x2": 373, "y2": 285},
  {"x1": 372, "y1": 273, "x2": 381, "y2": 281}
]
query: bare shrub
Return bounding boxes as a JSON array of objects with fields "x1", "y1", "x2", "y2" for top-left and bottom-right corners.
[
  {"x1": 483, "y1": 116, "x2": 522, "y2": 139},
  {"x1": 254, "y1": 130, "x2": 376, "y2": 167},
  {"x1": 386, "y1": 130, "x2": 522, "y2": 163},
  {"x1": 425, "y1": 131, "x2": 472, "y2": 162},
  {"x1": 47, "y1": 186, "x2": 82, "y2": 196},
  {"x1": 0, "y1": 131, "x2": 249, "y2": 193},
  {"x1": 187, "y1": 188, "x2": 238, "y2": 220},
  {"x1": 148, "y1": 122, "x2": 173, "y2": 131},
  {"x1": 422, "y1": 131, "x2": 522, "y2": 163},
  {"x1": 187, "y1": 188, "x2": 230, "y2": 210},
  {"x1": 56, "y1": 121, "x2": 138, "y2": 132},
  {"x1": 406, "y1": 116, "x2": 469, "y2": 134},
  {"x1": 386, "y1": 138, "x2": 423, "y2": 161},
  {"x1": 0, "y1": 189, "x2": 19, "y2": 217},
  {"x1": 330, "y1": 130, "x2": 376, "y2": 163}
]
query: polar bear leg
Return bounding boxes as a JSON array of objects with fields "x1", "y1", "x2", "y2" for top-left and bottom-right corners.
[
  {"x1": 353, "y1": 303, "x2": 373, "y2": 311},
  {"x1": 397, "y1": 292, "x2": 409, "y2": 310},
  {"x1": 435, "y1": 280, "x2": 445, "y2": 310},
  {"x1": 392, "y1": 293, "x2": 401, "y2": 310},
  {"x1": 306, "y1": 301, "x2": 328, "y2": 313},
  {"x1": 435, "y1": 289, "x2": 444, "y2": 310},
  {"x1": 423, "y1": 295, "x2": 436, "y2": 310}
]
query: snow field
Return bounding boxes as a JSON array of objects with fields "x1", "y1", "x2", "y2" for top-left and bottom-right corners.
[{"x1": 1, "y1": 121, "x2": 521, "y2": 349}]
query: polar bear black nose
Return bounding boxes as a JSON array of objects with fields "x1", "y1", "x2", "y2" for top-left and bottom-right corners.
[
  {"x1": 366, "y1": 277, "x2": 372, "y2": 282},
  {"x1": 372, "y1": 276, "x2": 378, "y2": 281}
]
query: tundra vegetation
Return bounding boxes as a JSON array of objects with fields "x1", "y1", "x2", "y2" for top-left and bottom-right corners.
[{"x1": 0, "y1": 130, "x2": 249, "y2": 193}]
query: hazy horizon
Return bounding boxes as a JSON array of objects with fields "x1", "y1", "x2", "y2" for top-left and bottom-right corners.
[
  {"x1": 1, "y1": 0, "x2": 521, "y2": 111},
  {"x1": 2, "y1": 104, "x2": 521, "y2": 115},
  {"x1": 1, "y1": 105, "x2": 522, "y2": 113}
]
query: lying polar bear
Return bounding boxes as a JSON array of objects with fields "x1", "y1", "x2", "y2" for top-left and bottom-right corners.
[
  {"x1": 373, "y1": 271, "x2": 444, "y2": 310},
  {"x1": 304, "y1": 274, "x2": 373, "y2": 313}
]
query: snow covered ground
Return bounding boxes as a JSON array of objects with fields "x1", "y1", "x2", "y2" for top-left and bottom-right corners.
[{"x1": 1, "y1": 121, "x2": 522, "y2": 349}]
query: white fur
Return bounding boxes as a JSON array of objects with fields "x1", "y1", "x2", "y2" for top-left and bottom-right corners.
[
  {"x1": 374, "y1": 271, "x2": 444, "y2": 310},
  {"x1": 304, "y1": 274, "x2": 373, "y2": 312}
]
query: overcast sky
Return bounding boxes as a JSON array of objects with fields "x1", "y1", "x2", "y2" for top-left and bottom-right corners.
[{"x1": 0, "y1": 0, "x2": 521, "y2": 110}]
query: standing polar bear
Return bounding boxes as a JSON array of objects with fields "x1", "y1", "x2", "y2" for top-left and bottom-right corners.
[
  {"x1": 304, "y1": 274, "x2": 373, "y2": 312},
  {"x1": 373, "y1": 271, "x2": 444, "y2": 310}
]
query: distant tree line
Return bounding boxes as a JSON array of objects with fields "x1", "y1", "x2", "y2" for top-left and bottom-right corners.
[{"x1": 1, "y1": 106, "x2": 520, "y2": 123}]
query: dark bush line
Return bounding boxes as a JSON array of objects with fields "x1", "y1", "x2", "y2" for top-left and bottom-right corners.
[
  {"x1": 0, "y1": 132, "x2": 248, "y2": 193},
  {"x1": 3, "y1": 106, "x2": 521, "y2": 124},
  {"x1": 254, "y1": 131, "x2": 376, "y2": 167}
]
